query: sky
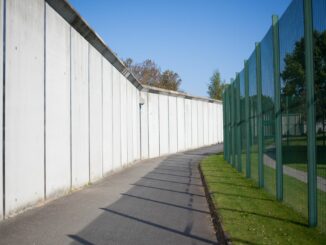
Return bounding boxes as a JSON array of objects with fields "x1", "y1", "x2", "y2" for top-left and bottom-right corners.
[{"x1": 68, "y1": 0, "x2": 292, "y2": 97}]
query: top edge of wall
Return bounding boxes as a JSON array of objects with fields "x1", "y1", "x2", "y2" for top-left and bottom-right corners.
[
  {"x1": 45, "y1": 0, "x2": 222, "y2": 104},
  {"x1": 45, "y1": 0, "x2": 143, "y2": 90},
  {"x1": 141, "y1": 85, "x2": 222, "y2": 104}
]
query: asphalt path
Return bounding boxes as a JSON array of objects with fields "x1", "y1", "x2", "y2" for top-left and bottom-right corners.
[{"x1": 0, "y1": 144, "x2": 223, "y2": 245}]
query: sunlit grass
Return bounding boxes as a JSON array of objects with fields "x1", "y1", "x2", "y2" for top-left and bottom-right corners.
[{"x1": 200, "y1": 154, "x2": 326, "y2": 244}]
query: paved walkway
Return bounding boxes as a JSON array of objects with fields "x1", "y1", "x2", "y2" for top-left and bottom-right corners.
[
  {"x1": 0, "y1": 144, "x2": 222, "y2": 245},
  {"x1": 264, "y1": 154, "x2": 326, "y2": 192}
]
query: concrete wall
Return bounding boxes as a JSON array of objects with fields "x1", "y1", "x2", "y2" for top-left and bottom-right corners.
[
  {"x1": 0, "y1": 0, "x2": 3, "y2": 219},
  {"x1": 6, "y1": 0, "x2": 45, "y2": 216},
  {"x1": 120, "y1": 76, "x2": 127, "y2": 166},
  {"x1": 102, "y1": 59, "x2": 113, "y2": 174},
  {"x1": 140, "y1": 91, "x2": 149, "y2": 159},
  {"x1": 45, "y1": 4, "x2": 71, "y2": 199},
  {"x1": 112, "y1": 67, "x2": 121, "y2": 170},
  {"x1": 89, "y1": 46, "x2": 103, "y2": 181},
  {"x1": 71, "y1": 28, "x2": 89, "y2": 189},
  {"x1": 159, "y1": 94, "x2": 169, "y2": 155},
  {"x1": 169, "y1": 96, "x2": 178, "y2": 153},
  {"x1": 139, "y1": 92, "x2": 223, "y2": 159},
  {"x1": 184, "y1": 99, "x2": 192, "y2": 150},
  {"x1": 0, "y1": 0, "x2": 223, "y2": 220},
  {"x1": 148, "y1": 93, "x2": 160, "y2": 158},
  {"x1": 191, "y1": 100, "x2": 198, "y2": 148},
  {"x1": 177, "y1": 97, "x2": 185, "y2": 151}
]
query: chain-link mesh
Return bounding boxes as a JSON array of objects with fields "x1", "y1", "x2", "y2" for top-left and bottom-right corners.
[
  {"x1": 279, "y1": 0, "x2": 308, "y2": 222},
  {"x1": 223, "y1": 0, "x2": 326, "y2": 232},
  {"x1": 261, "y1": 27, "x2": 276, "y2": 196},
  {"x1": 313, "y1": 0, "x2": 326, "y2": 233}
]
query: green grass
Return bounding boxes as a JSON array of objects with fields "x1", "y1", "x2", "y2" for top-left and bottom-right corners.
[
  {"x1": 201, "y1": 154, "x2": 326, "y2": 245},
  {"x1": 244, "y1": 153, "x2": 326, "y2": 233}
]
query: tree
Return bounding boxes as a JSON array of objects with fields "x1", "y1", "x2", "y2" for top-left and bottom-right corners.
[
  {"x1": 281, "y1": 30, "x2": 326, "y2": 144},
  {"x1": 123, "y1": 58, "x2": 182, "y2": 91},
  {"x1": 207, "y1": 70, "x2": 226, "y2": 100},
  {"x1": 157, "y1": 70, "x2": 181, "y2": 91},
  {"x1": 124, "y1": 58, "x2": 161, "y2": 86}
]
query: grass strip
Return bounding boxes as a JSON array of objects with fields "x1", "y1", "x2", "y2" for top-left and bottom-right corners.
[{"x1": 200, "y1": 153, "x2": 326, "y2": 245}]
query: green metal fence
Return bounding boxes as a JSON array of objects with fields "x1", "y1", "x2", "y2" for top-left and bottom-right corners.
[{"x1": 223, "y1": 0, "x2": 326, "y2": 232}]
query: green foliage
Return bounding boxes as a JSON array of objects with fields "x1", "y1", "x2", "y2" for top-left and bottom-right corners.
[
  {"x1": 207, "y1": 70, "x2": 226, "y2": 100},
  {"x1": 281, "y1": 30, "x2": 326, "y2": 124},
  {"x1": 155, "y1": 70, "x2": 181, "y2": 91}
]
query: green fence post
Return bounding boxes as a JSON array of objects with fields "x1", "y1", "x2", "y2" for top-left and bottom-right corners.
[
  {"x1": 272, "y1": 15, "x2": 283, "y2": 201},
  {"x1": 226, "y1": 86, "x2": 230, "y2": 162},
  {"x1": 244, "y1": 60, "x2": 251, "y2": 178},
  {"x1": 256, "y1": 42, "x2": 264, "y2": 188},
  {"x1": 304, "y1": 0, "x2": 317, "y2": 227},
  {"x1": 224, "y1": 90, "x2": 228, "y2": 162},
  {"x1": 236, "y1": 74, "x2": 242, "y2": 172},
  {"x1": 224, "y1": 89, "x2": 227, "y2": 161},
  {"x1": 223, "y1": 92, "x2": 226, "y2": 160},
  {"x1": 228, "y1": 84, "x2": 232, "y2": 164},
  {"x1": 229, "y1": 85, "x2": 232, "y2": 165},
  {"x1": 229, "y1": 85, "x2": 232, "y2": 164},
  {"x1": 231, "y1": 82, "x2": 236, "y2": 167},
  {"x1": 234, "y1": 82, "x2": 237, "y2": 168}
]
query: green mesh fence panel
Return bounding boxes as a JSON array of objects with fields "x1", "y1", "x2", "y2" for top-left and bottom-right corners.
[
  {"x1": 240, "y1": 70, "x2": 247, "y2": 175},
  {"x1": 279, "y1": 0, "x2": 308, "y2": 223},
  {"x1": 261, "y1": 27, "x2": 276, "y2": 196},
  {"x1": 248, "y1": 51, "x2": 259, "y2": 183},
  {"x1": 222, "y1": 0, "x2": 325, "y2": 231},
  {"x1": 313, "y1": 0, "x2": 326, "y2": 233},
  {"x1": 227, "y1": 86, "x2": 231, "y2": 162}
]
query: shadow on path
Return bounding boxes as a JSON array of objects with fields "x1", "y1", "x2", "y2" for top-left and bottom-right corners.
[{"x1": 68, "y1": 144, "x2": 223, "y2": 245}]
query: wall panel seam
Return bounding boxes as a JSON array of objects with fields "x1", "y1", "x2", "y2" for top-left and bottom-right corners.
[
  {"x1": 2, "y1": 0, "x2": 6, "y2": 218},
  {"x1": 43, "y1": 1, "x2": 47, "y2": 199}
]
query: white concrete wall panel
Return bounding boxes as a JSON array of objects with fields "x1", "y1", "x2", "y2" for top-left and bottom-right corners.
[
  {"x1": 214, "y1": 103, "x2": 217, "y2": 143},
  {"x1": 168, "y1": 96, "x2": 178, "y2": 153},
  {"x1": 89, "y1": 46, "x2": 103, "y2": 181},
  {"x1": 184, "y1": 99, "x2": 192, "y2": 149},
  {"x1": 207, "y1": 103, "x2": 210, "y2": 144},
  {"x1": 102, "y1": 60, "x2": 113, "y2": 174},
  {"x1": 219, "y1": 103, "x2": 224, "y2": 143},
  {"x1": 198, "y1": 101, "x2": 204, "y2": 147},
  {"x1": 207, "y1": 103, "x2": 211, "y2": 145},
  {"x1": 158, "y1": 94, "x2": 169, "y2": 155},
  {"x1": 133, "y1": 89, "x2": 140, "y2": 160},
  {"x1": 127, "y1": 82, "x2": 133, "y2": 163},
  {"x1": 45, "y1": 4, "x2": 70, "y2": 198},
  {"x1": 71, "y1": 29, "x2": 89, "y2": 188},
  {"x1": 177, "y1": 97, "x2": 185, "y2": 151},
  {"x1": 216, "y1": 104, "x2": 219, "y2": 143},
  {"x1": 208, "y1": 103, "x2": 213, "y2": 144},
  {"x1": 212, "y1": 103, "x2": 217, "y2": 144},
  {"x1": 140, "y1": 91, "x2": 149, "y2": 159},
  {"x1": 0, "y1": 0, "x2": 3, "y2": 219},
  {"x1": 214, "y1": 104, "x2": 216, "y2": 143},
  {"x1": 120, "y1": 76, "x2": 127, "y2": 166},
  {"x1": 203, "y1": 102, "x2": 209, "y2": 145},
  {"x1": 191, "y1": 100, "x2": 198, "y2": 149},
  {"x1": 217, "y1": 104, "x2": 220, "y2": 143},
  {"x1": 5, "y1": 0, "x2": 45, "y2": 215},
  {"x1": 112, "y1": 68, "x2": 121, "y2": 169},
  {"x1": 148, "y1": 93, "x2": 159, "y2": 158}
]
